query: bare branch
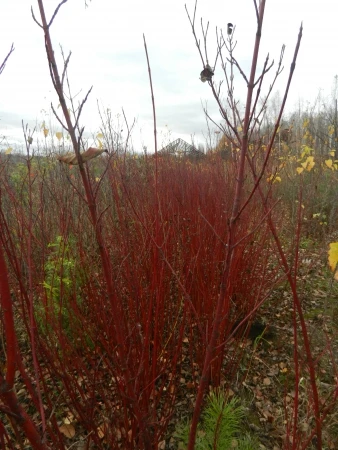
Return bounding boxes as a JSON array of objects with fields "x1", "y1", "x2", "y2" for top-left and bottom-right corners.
[
  {"x1": 122, "y1": 108, "x2": 136, "y2": 155},
  {"x1": 228, "y1": 55, "x2": 249, "y2": 85},
  {"x1": 251, "y1": 45, "x2": 285, "y2": 135},
  {"x1": 248, "y1": 53, "x2": 270, "y2": 132},
  {"x1": 253, "y1": 57, "x2": 274, "y2": 88},
  {"x1": 243, "y1": 29, "x2": 303, "y2": 224},
  {"x1": 143, "y1": 34, "x2": 158, "y2": 155},
  {"x1": 50, "y1": 103, "x2": 69, "y2": 131},
  {"x1": 48, "y1": 0, "x2": 68, "y2": 28},
  {"x1": 61, "y1": 50, "x2": 72, "y2": 88},
  {"x1": 74, "y1": 86, "x2": 93, "y2": 130},
  {"x1": 31, "y1": 7, "x2": 43, "y2": 28},
  {"x1": 253, "y1": 0, "x2": 259, "y2": 23},
  {"x1": 201, "y1": 18, "x2": 210, "y2": 65},
  {"x1": 185, "y1": 1, "x2": 205, "y2": 67},
  {"x1": 202, "y1": 104, "x2": 239, "y2": 149},
  {"x1": 0, "y1": 44, "x2": 14, "y2": 76}
]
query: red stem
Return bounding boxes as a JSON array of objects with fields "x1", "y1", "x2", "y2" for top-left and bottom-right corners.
[
  {"x1": 0, "y1": 243, "x2": 50, "y2": 449},
  {"x1": 187, "y1": 2, "x2": 266, "y2": 448}
]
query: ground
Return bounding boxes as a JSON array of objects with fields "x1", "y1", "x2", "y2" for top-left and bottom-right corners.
[{"x1": 3, "y1": 238, "x2": 338, "y2": 449}]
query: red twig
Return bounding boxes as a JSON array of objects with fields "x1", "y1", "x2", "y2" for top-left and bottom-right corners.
[{"x1": 187, "y1": 2, "x2": 266, "y2": 448}]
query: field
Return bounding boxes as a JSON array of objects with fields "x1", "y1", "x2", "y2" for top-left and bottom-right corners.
[
  {"x1": 1, "y1": 147, "x2": 338, "y2": 449},
  {"x1": 1, "y1": 0, "x2": 338, "y2": 449}
]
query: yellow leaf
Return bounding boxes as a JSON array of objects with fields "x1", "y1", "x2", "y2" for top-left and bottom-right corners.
[
  {"x1": 97, "y1": 139, "x2": 103, "y2": 150},
  {"x1": 303, "y1": 119, "x2": 309, "y2": 129},
  {"x1": 325, "y1": 159, "x2": 333, "y2": 169},
  {"x1": 274, "y1": 176, "x2": 281, "y2": 183},
  {"x1": 237, "y1": 126, "x2": 242, "y2": 132},
  {"x1": 97, "y1": 133, "x2": 103, "y2": 139},
  {"x1": 301, "y1": 156, "x2": 315, "y2": 171},
  {"x1": 5, "y1": 147, "x2": 13, "y2": 154},
  {"x1": 59, "y1": 424, "x2": 75, "y2": 438},
  {"x1": 328, "y1": 125, "x2": 335, "y2": 136},
  {"x1": 328, "y1": 243, "x2": 338, "y2": 275},
  {"x1": 43, "y1": 127, "x2": 49, "y2": 138},
  {"x1": 64, "y1": 411, "x2": 75, "y2": 425},
  {"x1": 329, "y1": 150, "x2": 335, "y2": 156},
  {"x1": 55, "y1": 132, "x2": 63, "y2": 141},
  {"x1": 296, "y1": 167, "x2": 304, "y2": 174},
  {"x1": 302, "y1": 145, "x2": 314, "y2": 157}
]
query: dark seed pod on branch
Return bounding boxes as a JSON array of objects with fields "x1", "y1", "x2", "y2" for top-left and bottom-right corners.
[
  {"x1": 227, "y1": 23, "x2": 233, "y2": 35},
  {"x1": 200, "y1": 64, "x2": 214, "y2": 83}
]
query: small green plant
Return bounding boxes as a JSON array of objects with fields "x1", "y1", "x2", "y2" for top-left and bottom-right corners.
[
  {"x1": 174, "y1": 390, "x2": 257, "y2": 449},
  {"x1": 35, "y1": 235, "x2": 86, "y2": 344}
]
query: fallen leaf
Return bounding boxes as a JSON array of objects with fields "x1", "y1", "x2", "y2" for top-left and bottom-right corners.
[
  {"x1": 97, "y1": 423, "x2": 106, "y2": 439},
  {"x1": 59, "y1": 423, "x2": 75, "y2": 438}
]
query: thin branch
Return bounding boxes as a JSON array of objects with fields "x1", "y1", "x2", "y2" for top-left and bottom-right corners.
[
  {"x1": 201, "y1": 18, "x2": 210, "y2": 65},
  {"x1": 0, "y1": 44, "x2": 15, "y2": 76},
  {"x1": 50, "y1": 103, "x2": 69, "y2": 131},
  {"x1": 185, "y1": 1, "x2": 205, "y2": 67},
  {"x1": 253, "y1": 59, "x2": 274, "y2": 88},
  {"x1": 143, "y1": 35, "x2": 158, "y2": 155},
  {"x1": 122, "y1": 108, "x2": 136, "y2": 154},
  {"x1": 252, "y1": 45, "x2": 285, "y2": 130},
  {"x1": 61, "y1": 51, "x2": 72, "y2": 88},
  {"x1": 30, "y1": 7, "x2": 43, "y2": 29},
  {"x1": 74, "y1": 86, "x2": 93, "y2": 130},
  {"x1": 253, "y1": 0, "x2": 259, "y2": 23},
  {"x1": 48, "y1": 0, "x2": 68, "y2": 28},
  {"x1": 228, "y1": 55, "x2": 249, "y2": 85},
  {"x1": 247, "y1": 53, "x2": 270, "y2": 132}
]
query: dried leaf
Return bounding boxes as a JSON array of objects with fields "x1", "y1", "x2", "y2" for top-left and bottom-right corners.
[
  {"x1": 59, "y1": 423, "x2": 75, "y2": 438},
  {"x1": 57, "y1": 148, "x2": 107, "y2": 165},
  {"x1": 97, "y1": 423, "x2": 106, "y2": 439}
]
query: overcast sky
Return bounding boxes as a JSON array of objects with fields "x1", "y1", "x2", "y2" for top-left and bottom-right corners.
[{"x1": 0, "y1": 0, "x2": 337, "y2": 152}]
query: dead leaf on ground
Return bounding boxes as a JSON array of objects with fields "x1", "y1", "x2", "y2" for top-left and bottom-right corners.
[{"x1": 59, "y1": 423, "x2": 76, "y2": 438}]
